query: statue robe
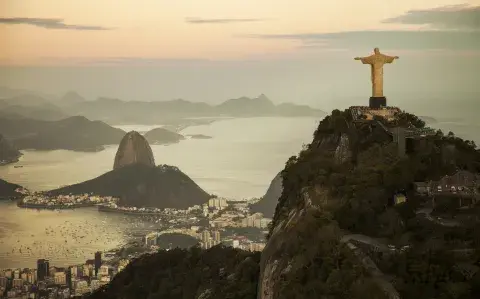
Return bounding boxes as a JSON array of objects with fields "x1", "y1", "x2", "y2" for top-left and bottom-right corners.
[{"x1": 360, "y1": 54, "x2": 396, "y2": 97}]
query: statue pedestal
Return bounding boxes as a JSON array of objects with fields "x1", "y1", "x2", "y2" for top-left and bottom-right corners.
[{"x1": 369, "y1": 97, "x2": 387, "y2": 109}]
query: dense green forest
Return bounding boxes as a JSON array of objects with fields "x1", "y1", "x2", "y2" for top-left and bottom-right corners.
[{"x1": 88, "y1": 246, "x2": 260, "y2": 299}]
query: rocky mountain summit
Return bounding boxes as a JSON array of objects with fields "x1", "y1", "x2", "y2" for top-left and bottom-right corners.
[
  {"x1": 88, "y1": 108, "x2": 480, "y2": 299},
  {"x1": 113, "y1": 131, "x2": 155, "y2": 170},
  {"x1": 48, "y1": 131, "x2": 210, "y2": 209}
]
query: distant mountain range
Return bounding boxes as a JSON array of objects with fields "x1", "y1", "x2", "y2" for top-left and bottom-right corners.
[
  {"x1": 0, "y1": 115, "x2": 210, "y2": 156},
  {"x1": 0, "y1": 87, "x2": 325, "y2": 124}
]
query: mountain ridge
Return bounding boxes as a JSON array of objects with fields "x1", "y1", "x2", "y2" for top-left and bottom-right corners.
[
  {"x1": 0, "y1": 116, "x2": 125, "y2": 152},
  {"x1": 89, "y1": 107, "x2": 480, "y2": 299}
]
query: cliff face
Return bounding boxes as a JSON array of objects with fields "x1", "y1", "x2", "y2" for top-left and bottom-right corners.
[
  {"x1": 259, "y1": 109, "x2": 480, "y2": 299},
  {"x1": 256, "y1": 129, "x2": 385, "y2": 299},
  {"x1": 113, "y1": 131, "x2": 155, "y2": 170}
]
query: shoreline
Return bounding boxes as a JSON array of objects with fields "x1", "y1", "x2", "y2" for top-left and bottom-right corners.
[
  {"x1": 16, "y1": 202, "x2": 96, "y2": 210},
  {"x1": 0, "y1": 155, "x2": 21, "y2": 166},
  {"x1": 98, "y1": 205, "x2": 164, "y2": 216}
]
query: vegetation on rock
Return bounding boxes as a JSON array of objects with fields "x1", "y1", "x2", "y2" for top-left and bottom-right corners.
[
  {"x1": 47, "y1": 164, "x2": 211, "y2": 209},
  {"x1": 266, "y1": 108, "x2": 480, "y2": 298},
  {"x1": 88, "y1": 245, "x2": 260, "y2": 299}
]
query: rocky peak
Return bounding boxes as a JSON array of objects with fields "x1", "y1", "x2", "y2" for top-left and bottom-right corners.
[
  {"x1": 113, "y1": 131, "x2": 155, "y2": 170},
  {"x1": 334, "y1": 133, "x2": 352, "y2": 164},
  {"x1": 61, "y1": 91, "x2": 85, "y2": 104}
]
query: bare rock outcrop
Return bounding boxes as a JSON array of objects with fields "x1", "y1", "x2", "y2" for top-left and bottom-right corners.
[
  {"x1": 113, "y1": 131, "x2": 155, "y2": 170},
  {"x1": 334, "y1": 133, "x2": 352, "y2": 164}
]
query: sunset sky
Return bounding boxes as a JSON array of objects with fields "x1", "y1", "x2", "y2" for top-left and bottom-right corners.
[
  {"x1": 0, "y1": 1, "x2": 478, "y2": 113},
  {"x1": 1, "y1": 0, "x2": 479, "y2": 65}
]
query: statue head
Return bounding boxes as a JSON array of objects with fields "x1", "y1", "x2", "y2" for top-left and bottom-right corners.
[{"x1": 374, "y1": 47, "x2": 380, "y2": 54}]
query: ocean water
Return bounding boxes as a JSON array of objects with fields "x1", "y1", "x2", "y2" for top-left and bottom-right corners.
[
  {"x1": 0, "y1": 117, "x2": 320, "y2": 198},
  {"x1": 0, "y1": 116, "x2": 478, "y2": 269},
  {"x1": 0, "y1": 117, "x2": 319, "y2": 268}
]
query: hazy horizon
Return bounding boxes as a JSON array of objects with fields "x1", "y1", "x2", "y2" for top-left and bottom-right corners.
[{"x1": 2, "y1": 2, "x2": 479, "y2": 118}]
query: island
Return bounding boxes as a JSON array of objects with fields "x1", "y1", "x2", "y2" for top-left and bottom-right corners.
[
  {"x1": 187, "y1": 134, "x2": 212, "y2": 140},
  {"x1": 143, "y1": 127, "x2": 185, "y2": 145}
]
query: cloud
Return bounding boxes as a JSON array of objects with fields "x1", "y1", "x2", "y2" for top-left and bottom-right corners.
[
  {"x1": 238, "y1": 5, "x2": 480, "y2": 52},
  {"x1": 241, "y1": 30, "x2": 480, "y2": 51},
  {"x1": 185, "y1": 17, "x2": 265, "y2": 24},
  {"x1": 35, "y1": 56, "x2": 212, "y2": 66},
  {"x1": 383, "y1": 4, "x2": 480, "y2": 30},
  {"x1": 0, "y1": 17, "x2": 112, "y2": 30}
]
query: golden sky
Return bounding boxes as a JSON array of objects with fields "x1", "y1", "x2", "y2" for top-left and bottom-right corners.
[{"x1": 1, "y1": 0, "x2": 479, "y2": 65}]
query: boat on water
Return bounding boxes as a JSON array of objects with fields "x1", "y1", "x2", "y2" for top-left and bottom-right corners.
[{"x1": 14, "y1": 165, "x2": 23, "y2": 168}]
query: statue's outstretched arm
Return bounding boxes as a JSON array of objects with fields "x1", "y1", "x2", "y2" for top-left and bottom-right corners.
[
  {"x1": 354, "y1": 55, "x2": 374, "y2": 64},
  {"x1": 383, "y1": 55, "x2": 399, "y2": 64}
]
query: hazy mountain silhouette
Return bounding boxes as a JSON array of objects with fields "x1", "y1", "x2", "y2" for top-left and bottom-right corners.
[
  {"x1": 250, "y1": 171, "x2": 283, "y2": 218},
  {"x1": 0, "y1": 88, "x2": 325, "y2": 124},
  {"x1": 144, "y1": 128, "x2": 185, "y2": 145},
  {"x1": 0, "y1": 134, "x2": 21, "y2": 164},
  {"x1": 0, "y1": 179, "x2": 23, "y2": 199},
  {"x1": 62, "y1": 94, "x2": 325, "y2": 124},
  {"x1": 0, "y1": 116, "x2": 125, "y2": 151},
  {"x1": 59, "y1": 91, "x2": 86, "y2": 105}
]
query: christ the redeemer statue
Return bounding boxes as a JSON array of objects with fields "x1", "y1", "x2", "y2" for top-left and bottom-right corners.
[{"x1": 354, "y1": 48, "x2": 399, "y2": 108}]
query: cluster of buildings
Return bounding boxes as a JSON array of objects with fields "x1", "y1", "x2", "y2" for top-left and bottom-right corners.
[
  {"x1": 348, "y1": 103, "x2": 437, "y2": 158},
  {"x1": 415, "y1": 170, "x2": 480, "y2": 208},
  {"x1": 350, "y1": 106, "x2": 401, "y2": 122},
  {"x1": 19, "y1": 193, "x2": 118, "y2": 208},
  {"x1": 200, "y1": 230, "x2": 222, "y2": 249},
  {"x1": 0, "y1": 252, "x2": 132, "y2": 298},
  {"x1": 240, "y1": 213, "x2": 272, "y2": 229},
  {"x1": 100, "y1": 202, "x2": 202, "y2": 216},
  {"x1": 142, "y1": 199, "x2": 271, "y2": 253},
  {"x1": 3, "y1": 195, "x2": 272, "y2": 298},
  {"x1": 231, "y1": 237, "x2": 266, "y2": 252}
]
